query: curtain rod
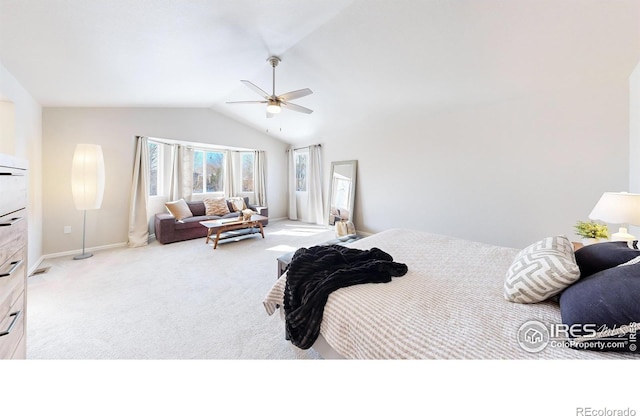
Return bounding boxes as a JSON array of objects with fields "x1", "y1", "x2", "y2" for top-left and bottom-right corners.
[
  {"x1": 288, "y1": 144, "x2": 322, "y2": 152},
  {"x1": 145, "y1": 136, "x2": 260, "y2": 152}
]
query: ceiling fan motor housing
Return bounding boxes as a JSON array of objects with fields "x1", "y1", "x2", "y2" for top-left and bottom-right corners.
[{"x1": 268, "y1": 56, "x2": 281, "y2": 68}]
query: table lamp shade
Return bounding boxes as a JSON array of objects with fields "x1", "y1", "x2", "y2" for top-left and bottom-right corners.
[
  {"x1": 71, "y1": 144, "x2": 105, "y2": 210},
  {"x1": 589, "y1": 192, "x2": 640, "y2": 225}
]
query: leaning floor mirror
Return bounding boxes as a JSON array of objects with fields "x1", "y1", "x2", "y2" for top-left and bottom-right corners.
[{"x1": 328, "y1": 160, "x2": 357, "y2": 226}]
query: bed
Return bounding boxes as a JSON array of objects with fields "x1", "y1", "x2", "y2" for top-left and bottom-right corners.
[{"x1": 263, "y1": 228, "x2": 640, "y2": 359}]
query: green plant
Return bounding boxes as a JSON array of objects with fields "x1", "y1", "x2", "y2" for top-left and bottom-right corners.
[{"x1": 574, "y1": 220, "x2": 608, "y2": 239}]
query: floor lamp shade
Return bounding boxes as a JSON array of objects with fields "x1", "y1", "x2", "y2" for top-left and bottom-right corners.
[{"x1": 72, "y1": 144, "x2": 105, "y2": 210}]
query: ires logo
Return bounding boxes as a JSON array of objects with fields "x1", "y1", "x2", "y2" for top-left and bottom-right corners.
[
  {"x1": 517, "y1": 320, "x2": 638, "y2": 353},
  {"x1": 517, "y1": 320, "x2": 550, "y2": 353},
  {"x1": 549, "y1": 323, "x2": 598, "y2": 338}
]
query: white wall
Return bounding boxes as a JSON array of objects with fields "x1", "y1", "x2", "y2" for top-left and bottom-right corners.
[
  {"x1": 5, "y1": 59, "x2": 635, "y2": 260},
  {"x1": 42, "y1": 107, "x2": 288, "y2": 255},
  {"x1": 0, "y1": 63, "x2": 43, "y2": 271},
  {"x1": 629, "y1": 61, "x2": 640, "y2": 238},
  {"x1": 630, "y1": 61, "x2": 640, "y2": 192},
  {"x1": 322, "y1": 83, "x2": 630, "y2": 249}
]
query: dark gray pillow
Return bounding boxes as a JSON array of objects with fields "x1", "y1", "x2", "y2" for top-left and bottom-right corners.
[
  {"x1": 574, "y1": 241, "x2": 640, "y2": 278},
  {"x1": 559, "y1": 262, "x2": 640, "y2": 352}
]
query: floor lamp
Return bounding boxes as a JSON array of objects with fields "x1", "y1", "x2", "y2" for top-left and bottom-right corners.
[{"x1": 71, "y1": 144, "x2": 105, "y2": 260}]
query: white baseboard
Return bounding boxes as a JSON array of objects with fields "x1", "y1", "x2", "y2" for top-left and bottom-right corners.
[
  {"x1": 28, "y1": 256, "x2": 47, "y2": 277},
  {"x1": 268, "y1": 216, "x2": 288, "y2": 222},
  {"x1": 30, "y1": 238, "x2": 156, "y2": 276},
  {"x1": 39, "y1": 242, "x2": 128, "y2": 261},
  {"x1": 28, "y1": 242, "x2": 126, "y2": 277}
]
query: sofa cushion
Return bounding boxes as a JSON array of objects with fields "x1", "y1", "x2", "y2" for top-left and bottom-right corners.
[
  {"x1": 175, "y1": 216, "x2": 209, "y2": 230},
  {"x1": 204, "y1": 197, "x2": 231, "y2": 216},
  {"x1": 175, "y1": 212, "x2": 241, "y2": 230},
  {"x1": 187, "y1": 201, "x2": 206, "y2": 216},
  {"x1": 175, "y1": 215, "x2": 215, "y2": 230},
  {"x1": 165, "y1": 199, "x2": 193, "y2": 221}
]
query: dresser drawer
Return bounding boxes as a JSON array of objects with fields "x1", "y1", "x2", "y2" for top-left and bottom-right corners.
[
  {"x1": 0, "y1": 167, "x2": 27, "y2": 216},
  {"x1": 0, "y1": 209, "x2": 27, "y2": 266},
  {"x1": 0, "y1": 248, "x2": 26, "y2": 310},
  {"x1": 0, "y1": 291, "x2": 25, "y2": 359}
]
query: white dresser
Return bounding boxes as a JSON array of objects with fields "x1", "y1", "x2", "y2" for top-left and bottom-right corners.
[{"x1": 0, "y1": 153, "x2": 28, "y2": 359}]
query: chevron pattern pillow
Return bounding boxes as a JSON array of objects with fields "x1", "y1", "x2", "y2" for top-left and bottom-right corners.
[{"x1": 504, "y1": 236, "x2": 580, "y2": 304}]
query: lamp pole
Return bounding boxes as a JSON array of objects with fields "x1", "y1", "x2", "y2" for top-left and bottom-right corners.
[{"x1": 74, "y1": 209, "x2": 93, "y2": 260}]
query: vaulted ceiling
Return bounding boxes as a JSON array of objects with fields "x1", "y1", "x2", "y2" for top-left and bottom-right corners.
[{"x1": 1, "y1": 0, "x2": 639, "y2": 145}]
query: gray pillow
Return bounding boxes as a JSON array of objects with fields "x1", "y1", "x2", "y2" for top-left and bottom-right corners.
[{"x1": 504, "y1": 235, "x2": 580, "y2": 304}]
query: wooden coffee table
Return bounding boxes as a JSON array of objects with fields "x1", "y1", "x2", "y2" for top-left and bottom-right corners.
[{"x1": 200, "y1": 214, "x2": 267, "y2": 249}]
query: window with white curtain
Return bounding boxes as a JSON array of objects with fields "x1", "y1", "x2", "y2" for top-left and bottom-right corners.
[
  {"x1": 145, "y1": 137, "x2": 260, "y2": 201},
  {"x1": 148, "y1": 140, "x2": 163, "y2": 196},
  {"x1": 240, "y1": 151, "x2": 254, "y2": 192},
  {"x1": 295, "y1": 149, "x2": 308, "y2": 192},
  {"x1": 192, "y1": 150, "x2": 225, "y2": 194}
]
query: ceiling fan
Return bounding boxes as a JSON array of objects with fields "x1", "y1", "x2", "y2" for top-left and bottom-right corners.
[{"x1": 226, "y1": 56, "x2": 313, "y2": 118}]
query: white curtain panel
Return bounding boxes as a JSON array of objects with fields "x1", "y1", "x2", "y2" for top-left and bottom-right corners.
[
  {"x1": 168, "y1": 144, "x2": 194, "y2": 201},
  {"x1": 307, "y1": 144, "x2": 324, "y2": 225},
  {"x1": 181, "y1": 146, "x2": 194, "y2": 201},
  {"x1": 287, "y1": 148, "x2": 298, "y2": 220},
  {"x1": 127, "y1": 136, "x2": 150, "y2": 247},
  {"x1": 224, "y1": 150, "x2": 236, "y2": 198},
  {"x1": 169, "y1": 144, "x2": 182, "y2": 200},
  {"x1": 254, "y1": 150, "x2": 267, "y2": 207}
]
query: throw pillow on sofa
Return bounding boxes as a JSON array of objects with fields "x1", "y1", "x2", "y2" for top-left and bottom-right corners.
[
  {"x1": 203, "y1": 197, "x2": 231, "y2": 216},
  {"x1": 165, "y1": 199, "x2": 193, "y2": 221},
  {"x1": 227, "y1": 197, "x2": 247, "y2": 212}
]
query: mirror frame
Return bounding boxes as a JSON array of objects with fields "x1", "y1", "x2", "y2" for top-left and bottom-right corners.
[{"x1": 327, "y1": 160, "x2": 357, "y2": 226}]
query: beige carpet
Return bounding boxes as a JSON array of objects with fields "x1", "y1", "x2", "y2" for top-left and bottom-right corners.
[{"x1": 27, "y1": 220, "x2": 337, "y2": 359}]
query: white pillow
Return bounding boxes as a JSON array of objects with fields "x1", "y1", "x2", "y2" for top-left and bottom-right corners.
[
  {"x1": 165, "y1": 199, "x2": 193, "y2": 221},
  {"x1": 227, "y1": 197, "x2": 246, "y2": 212},
  {"x1": 504, "y1": 235, "x2": 580, "y2": 304}
]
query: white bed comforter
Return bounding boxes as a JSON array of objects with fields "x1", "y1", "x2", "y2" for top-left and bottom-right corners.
[{"x1": 263, "y1": 229, "x2": 634, "y2": 359}]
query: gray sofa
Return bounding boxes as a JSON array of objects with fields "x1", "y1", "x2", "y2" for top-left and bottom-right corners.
[{"x1": 154, "y1": 197, "x2": 268, "y2": 244}]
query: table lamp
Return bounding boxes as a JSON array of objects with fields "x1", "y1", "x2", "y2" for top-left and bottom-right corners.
[{"x1": 588, "y1": 192, "x2": 640, "y2": 242}]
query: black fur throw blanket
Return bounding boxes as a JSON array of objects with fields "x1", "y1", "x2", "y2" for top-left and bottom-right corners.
[{"x1": 283, "y1": 244, "x2": 408, "y2": 350}]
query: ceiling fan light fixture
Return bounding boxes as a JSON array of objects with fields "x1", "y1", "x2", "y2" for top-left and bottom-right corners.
[
  {"x1": 227, "y1": 56, "x2": 313, "y2": 117},
  {"x1": 266, "y1": 101, "x2": 281, "y2": 114}
]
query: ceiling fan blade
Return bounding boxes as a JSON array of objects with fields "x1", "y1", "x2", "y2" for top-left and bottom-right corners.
[
  {"x1": 241, "y1": 80, "x2": 271, "y2": 100},
  {"x1": 226, "y1": 100, "x2": 268, "y2": 104},
  {"x1": 278, "y1": 88, "x2": 313, "y2": 102},
  {"x1": 282, "y1": 102, "x2": 313, "y2": 114}
]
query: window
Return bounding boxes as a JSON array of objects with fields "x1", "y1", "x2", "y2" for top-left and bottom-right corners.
[
  {"x1": 241, "y1": 152, "x2": 254, "y2": 192},
  {"x1": 193, "y1": 150, "x2": 225, "y2": 194},
  {"x1": 145, "y1": 138, "x2": 260, "y2": 199},
  {"x1": 295, "y1": 151, "x2": 307, "y2": 192},
  {"x1": 148, "y1": 141, "x2": 159, "y2": 196}
]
